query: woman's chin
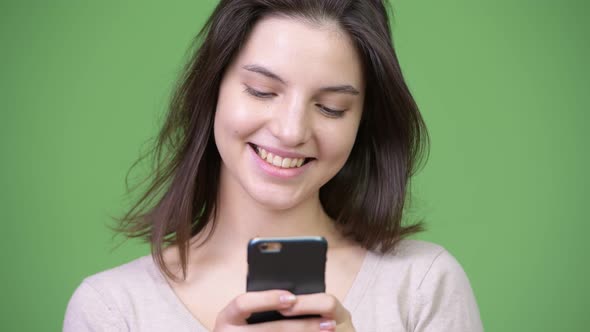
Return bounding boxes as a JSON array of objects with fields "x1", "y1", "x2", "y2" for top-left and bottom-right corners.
[{"x1": 248, "y1": 189, "x2": 307, "y2": 212}]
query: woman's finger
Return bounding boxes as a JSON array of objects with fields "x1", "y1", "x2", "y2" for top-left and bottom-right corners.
[
  {"x1": 245, "y1": 317, "x2": 336, "y2": 332},
  {"x1": 278, "y1": 293, "x2": 351, "y2": 323},
  {"x1": 216, "y1": 290, "x2": 297, "y2": 326}
]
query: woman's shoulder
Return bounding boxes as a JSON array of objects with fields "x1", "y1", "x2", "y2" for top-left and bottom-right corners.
[
  {"x1": 367, "y1": 238, "x2": 473, "y2": 291},
  {"x1": 373, "y1": 238, "x2": 447, "y2": 268},
  {"x1": 78, "y1": 255, "x2": 159, "y2": 295},
  {"x1": 79, "y1": 254, "x2": 171, "y2": 305},
  {"x1": 386, "y1": 238, "x2": 447, "y2": 260},
  {"x1": 354, "y1": 239, "x2": 483, "y2": 331},
  {"x1": 63, "y1": 255, "x2": 171, "y2": 331}
]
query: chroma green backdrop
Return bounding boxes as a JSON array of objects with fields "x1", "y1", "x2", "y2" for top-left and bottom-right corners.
[{"x1": 1, "y1": 0, "x2": 588, "y2": 331}]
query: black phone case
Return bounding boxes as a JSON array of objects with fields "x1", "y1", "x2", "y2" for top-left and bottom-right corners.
[{"x1": 246, "y1": 237, "x2": 327, "y2": 324}]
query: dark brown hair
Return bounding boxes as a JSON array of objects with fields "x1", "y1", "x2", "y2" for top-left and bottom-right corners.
[{"x1": 117, "y1": 0, "x2": 429, "y2": 279}]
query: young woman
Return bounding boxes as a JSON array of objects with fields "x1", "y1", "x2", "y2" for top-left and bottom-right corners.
[{"x1": 64, "y1": 1, "x2": 483, "y2": 331}]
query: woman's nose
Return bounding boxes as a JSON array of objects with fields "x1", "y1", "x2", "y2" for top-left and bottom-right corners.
[{"x1": 269, "y1": 98, "x2": 312, "y2": 147}]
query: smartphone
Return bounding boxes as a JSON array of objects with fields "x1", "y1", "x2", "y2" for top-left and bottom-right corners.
[{"x1": 246, "y1": 236, "x2": 327, "y2": 324}]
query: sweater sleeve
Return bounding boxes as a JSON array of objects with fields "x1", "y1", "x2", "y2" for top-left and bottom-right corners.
[
  {"x1": 63, "y1": 281, "x2": 128, "y2": 332},
  {"x1": 410, "y1": 249, "x2": 484, "y2": 332}
]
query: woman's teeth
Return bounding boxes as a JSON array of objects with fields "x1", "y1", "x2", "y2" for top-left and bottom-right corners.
[{"x1": 255, "y1": 146, "x2": 305, "y2": 168}]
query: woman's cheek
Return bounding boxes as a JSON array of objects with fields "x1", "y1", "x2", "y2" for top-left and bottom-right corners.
[{"x1": 219, "y1": 100, "x2": 266, "y2": 139}]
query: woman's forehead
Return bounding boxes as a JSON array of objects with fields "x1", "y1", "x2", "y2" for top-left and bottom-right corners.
[{"x1": 231, "y1": 16, "x2": 364, "y2": 91}]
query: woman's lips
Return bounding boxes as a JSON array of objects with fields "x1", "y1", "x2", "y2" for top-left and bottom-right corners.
[{"x1": 249, "y1": 143, "x2": 313, "y2": 169}]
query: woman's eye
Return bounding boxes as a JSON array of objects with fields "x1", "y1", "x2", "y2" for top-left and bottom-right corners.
[
  {"x1": 243, "y1": 85, "x2": 276, "y2": 99},
  {"x1": 316, "y1": 104, "x2": 345, "y2": 118}
]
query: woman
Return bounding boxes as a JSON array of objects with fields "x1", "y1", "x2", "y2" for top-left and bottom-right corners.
[{"x1": 65, "y1": 0, "x2": 483, "y2": 331}]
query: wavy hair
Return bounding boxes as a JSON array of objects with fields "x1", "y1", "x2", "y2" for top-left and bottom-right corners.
[{"x1": 116, "y1": 0, "x2": 429, "y2": 279}]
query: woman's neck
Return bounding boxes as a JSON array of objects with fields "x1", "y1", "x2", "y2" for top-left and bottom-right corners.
[{"x1": 187, "y1": 170, "x2": 349, "y2": 261}]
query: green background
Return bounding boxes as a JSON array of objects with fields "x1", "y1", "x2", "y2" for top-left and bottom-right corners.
[{"x1": 1, "y1": 0, "x2": 588, "y2": 331}]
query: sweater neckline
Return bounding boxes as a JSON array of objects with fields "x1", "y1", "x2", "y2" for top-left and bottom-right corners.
[{"x1": 145, "y1": 249, "x2": 382, "y2": 331}]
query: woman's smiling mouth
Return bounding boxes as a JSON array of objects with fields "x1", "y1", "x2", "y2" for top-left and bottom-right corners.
[{"x1": 249, "y1": 143, "x2": 313, "y2": 169}]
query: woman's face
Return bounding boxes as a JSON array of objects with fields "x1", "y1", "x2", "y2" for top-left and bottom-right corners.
[{"x1": 214, "y1": 16, "x2": 364, "y2": 211}]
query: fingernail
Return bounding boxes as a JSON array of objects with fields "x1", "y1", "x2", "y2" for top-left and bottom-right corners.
[
  {"x1": 319, "y1": 319, "x2": 336, "y2": 330},
  {"x1": 279, "y1": 294, "x2": 296, "y2": 303}
]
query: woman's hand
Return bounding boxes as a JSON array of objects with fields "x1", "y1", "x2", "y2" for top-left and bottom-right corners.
[{"x1": 213, "y1": 290, "x2": 356, "y2": 332}]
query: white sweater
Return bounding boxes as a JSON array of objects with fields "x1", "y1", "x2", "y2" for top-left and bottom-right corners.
[{"x1": 64, "y1": 239, "x2": 484, "y2": 331}]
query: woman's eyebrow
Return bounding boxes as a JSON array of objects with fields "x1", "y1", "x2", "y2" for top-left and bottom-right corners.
[
  {"x1": 318, "y1": 85, "x2": 360, "y2": 95},
  {"x1": 242, "y1": 63, "x2": 360, "y2": 95},
  {"x1": 242, "y1": 64, "x2": 287, "y2": 84}
]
